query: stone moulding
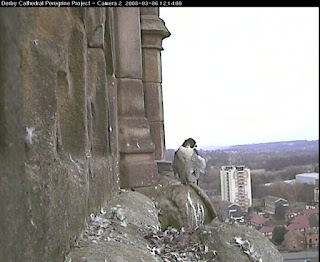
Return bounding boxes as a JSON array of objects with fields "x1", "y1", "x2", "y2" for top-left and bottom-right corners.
[{"x1": 140, "y1": 7, "x2": 170, "y2": 160}]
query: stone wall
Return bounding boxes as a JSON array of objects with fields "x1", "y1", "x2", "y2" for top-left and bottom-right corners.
[{"x1": 0, "y1": 7, "x2": 169, "y2": 262}]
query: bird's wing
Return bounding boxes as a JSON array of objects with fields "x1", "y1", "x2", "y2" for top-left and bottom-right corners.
[
  {"x1": 191, "y1": 152, "x2": 206, "y2": 173},
  {"x1": 190, "y1": 153, "x2": 206, "y2": 181},
  {"x1": 173, "y1": 147, "x2": 194, "y2": 183}
]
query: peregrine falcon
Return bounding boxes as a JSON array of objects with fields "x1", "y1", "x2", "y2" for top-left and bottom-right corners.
[{"x1": 172, "y1": 138, "x2": 206, "y2": 185}]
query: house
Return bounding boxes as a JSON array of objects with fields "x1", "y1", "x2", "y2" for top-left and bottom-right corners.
[
  {"x1": 214, "y1": 201, "x2": 243, "y2": 223},
  {"x1": 264, "y1": 196, "x2": 289, "y2": 215},
  {"x1": 299, "y1": 208, "x2": 319, "y2": 216},
  {"x1": 283, "y1": 231, "x2": 306, "y2": 252},
  {"x1": 264, "y1": 217, "x2": 287, "y2": 228},
  {"x1": 259, "y1": 226, "x2": 275, "y2": 239},
  {"x1": 305, "y1": 229, "x2": 319, "y2": 249},
  {"x1": 247, "y1": 213, "x2": 269, "y2": 229},
  {"x1": 305, "y1": 203, "x2": 316, "y2": 210},
  {"x1": 285, "y1": 210, "x2": 298, "y2": 223},
  {"x1": 287, "y1": 214, "x2": 319, "y2": 233},
  {"x1": 284, "y1": 210, "x2": 319, "y2": 251}
]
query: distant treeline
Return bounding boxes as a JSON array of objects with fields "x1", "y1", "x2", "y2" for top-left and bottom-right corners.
[
  {"x1": 165, "y1": 140, "x2": 319, "y2": 171},
  {"x1": 205, "y1": 150, "x2": 318, "y2": 171},
  {"x1": 224, "y1": 140, "x2": 318, "y2": 153}
]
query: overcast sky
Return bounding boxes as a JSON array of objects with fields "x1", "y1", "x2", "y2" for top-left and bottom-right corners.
[{"x1": 159, "y1": 7, "x2": 319, "y2": 149}]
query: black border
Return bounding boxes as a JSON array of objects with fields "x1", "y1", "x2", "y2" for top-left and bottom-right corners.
[{"x1": 1, "y1": 1, "x2": 319, "y2": 8}]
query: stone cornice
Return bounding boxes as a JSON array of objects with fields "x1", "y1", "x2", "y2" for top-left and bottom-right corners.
[{"x1": 141, "y1": 15, "x2": 171, "y2": 37}]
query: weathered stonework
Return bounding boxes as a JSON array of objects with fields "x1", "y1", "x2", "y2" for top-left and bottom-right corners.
[
  {"x1": 141, "y1": 7, "x2": 170, "y2": 160},
  {"x1": 0, "y1": 7, "x2": 284, "y2": 262},
  {"x1": 0, "y1": 7, "x2": 166, "y2": 262},
  {"x1": 114, "y1": 8, "x2": 161, "y2": 188}
]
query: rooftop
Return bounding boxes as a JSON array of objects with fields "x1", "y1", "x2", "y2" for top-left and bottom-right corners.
[
  {"x1": 259, "y1": 226, "x2": 274, "y2": 233},
  {"x1": 216, "y1": 201, "x2": 241, "y2": 210},
  {"x1": 287, "y1": 213, "x2": 319, "y2": 231},
  {"x1": 265, "y1": 195, "x2": 288, "y2": 202},
  {"x1": 249, "y1": 213, "x2": 269, "y2": 225},
  {"x1": 300, "y1": 209, "x2": 319, "y2": 215}
]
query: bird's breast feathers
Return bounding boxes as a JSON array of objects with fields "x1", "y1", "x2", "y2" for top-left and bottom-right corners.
[{"x1": 177, "y1": 146, "x2": 194, "y2": 159}]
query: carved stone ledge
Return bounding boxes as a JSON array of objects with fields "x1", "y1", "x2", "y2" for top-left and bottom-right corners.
[{"x1": 140, "y1": 13, "x2": 171, "y2": 51}]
